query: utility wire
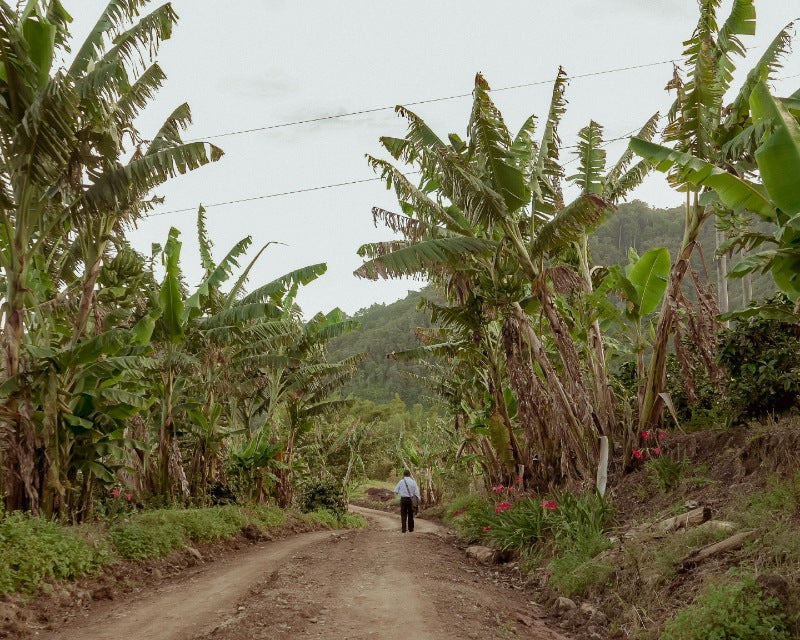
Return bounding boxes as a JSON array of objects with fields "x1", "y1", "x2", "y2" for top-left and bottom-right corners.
[
  {"x1": 147, "y1": 131, "x2": 639, "y2": 217},
  {"x1": 186, "y1": 58, "x2": 678, "y2": 143}
]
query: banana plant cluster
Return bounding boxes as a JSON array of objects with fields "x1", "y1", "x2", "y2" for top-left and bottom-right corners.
[
  {"x1": 0, "y1": 1, "x2": 360, "y2": 518},
  {"x1": 357, "y1": 71, "x2": 658, "y2": 488}
]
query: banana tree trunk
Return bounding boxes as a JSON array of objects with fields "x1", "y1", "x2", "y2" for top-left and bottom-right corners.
[
  {"x1": 72, "y1": 257, "x2": 102, "y2": 343},
  {"x1": 485, "y1": 342, "x2": 524, "y2": 473},
  {"x1": 715, "y1": 227, "x2": 729, "y2": 320},
  {"x1": 1, "y1": 262, "x2": 39, "y2": 513},
  {"x1": 640, "y1": 198, "x2": 708, "y2": 431},
  {"x1": 504, "y1": 304, "x2": 597, "y2": 484},
  {"x1": 577, "y1": 236, "x2": 617, "y2": 437}
]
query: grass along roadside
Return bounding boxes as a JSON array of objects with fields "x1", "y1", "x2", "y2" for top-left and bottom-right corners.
[
  {"x1": 0, "y1": 505, "x2": 366, "y2": 596},
  {"x1": 436, "y1": 468, "x2": 800, "y2": 637}
]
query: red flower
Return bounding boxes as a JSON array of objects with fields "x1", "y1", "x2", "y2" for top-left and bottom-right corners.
[
  {"x1": 482, "y1": 526, "x2": 492, "y2": 532},
  {"x1": 653, "y1": 447, "x2": 662, "y2": 456},
  {"x1": 516, "y1": 475, "x2": 523, "y2": 485},
  {"x1": 495, "y1": 501, "x2": 513, "y2": 513},
  {"x1": 110, "y1": 488, "x2": 121, "y2": 498},
  {"x1": 641, "y1": 431, "x2": 651, "y2": 440},
  {"x1": 492, "y1": 485, "x2": 505, "y2": 494},
  {"x1": 541, "y1": 500, "x2": 558, "y2": 511},
  {"x1": 633, "y1": 449, "x2": 643, "y2": 460},
  {"x1": 658, "y1": 431, "x2": 667, "y2": 440}
]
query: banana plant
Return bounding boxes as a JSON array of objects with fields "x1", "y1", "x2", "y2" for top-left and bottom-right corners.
[
  {"x1": 631, "y1": 81, "x2": 800, "y2": 308},
  {"x1": 151, "y1": 209, "x2": 327, "y2": 499},
  {"x1": 598, "y1": 247, "x2": 671, "y2": 405},
  {"x1": 626, "y1": 0, "x2": 795, "y2": 432},
  {"x1": 0, "y1": 0, "x2": 222, "y2": 513}
]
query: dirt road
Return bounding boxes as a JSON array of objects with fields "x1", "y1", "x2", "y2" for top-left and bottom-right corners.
[{"x1": 37, "y1": 507, "x2": 567, "y2": 640}]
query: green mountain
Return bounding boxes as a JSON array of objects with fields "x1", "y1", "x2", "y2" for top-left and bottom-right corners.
[{"x1": 327, "y1": 290, "x2": 436, "y2": 407}]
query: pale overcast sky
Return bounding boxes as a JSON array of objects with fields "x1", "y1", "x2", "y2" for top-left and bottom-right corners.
[{"x1": 67, "y1": 1, "x2": 799, "y2": 316}]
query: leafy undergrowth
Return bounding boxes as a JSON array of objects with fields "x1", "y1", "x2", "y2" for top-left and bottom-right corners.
[
  {"x1": 443, "y1": 416, "x2": 800, "y2": 639},
  {"x1": 0, "y1": 505, "x2": 365, "y2": 596}
]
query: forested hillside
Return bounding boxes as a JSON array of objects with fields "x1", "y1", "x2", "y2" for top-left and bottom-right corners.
[
  {"x1": 592, "y1": 200, "x2": 775, "y2": 308},
  {"x1": 327, "y1": 290, "x2": 437, "y2": 406}
]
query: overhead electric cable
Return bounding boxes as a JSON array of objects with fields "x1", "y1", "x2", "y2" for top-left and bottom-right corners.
[
  {"x1": 148, "y1": 131, "x2": 640, "y2": 217},
  {"x1": 186, "y1": 58, "x2": 678, "y2": 143}
]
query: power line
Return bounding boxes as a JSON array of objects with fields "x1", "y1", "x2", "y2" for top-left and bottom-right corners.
[
  {"x1": 146, "y1": 176, "x2": 389, "y2": 217},
  {"x1": 186, "y1": 58, "x2": 678, "y2": 143},
  {"x1": 147, "y1": 131, "x2": 640, "y2": 217}
]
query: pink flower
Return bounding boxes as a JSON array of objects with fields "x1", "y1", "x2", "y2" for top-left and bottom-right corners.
[
  {"x1": 482, "y1": 526, "x2": 492, "y2": 532},
  {"x1": 653, "y1": 447, "x2": 662, "y2": 456},
  {"x1": 492, "y1": 485, "x2": 505, "y2": 494},
  {"x1": 494, "y1": 501, "x2": 513, "y2": 514},
  {"x1": 658, "y1": 431, "x2": 667, "y2": 440},
  {"x1": 110, "y1": 488, "x2": 121, "y2": 499},
  {"x1": 641, "y1": 431, "x2": 651, "y2": 440},
  {"x1": 541, "y1": 500, "x2": 558, "y2": 511},
  {"x1": 516, "y1": 475, "x2": 523, "y2": 485},
  {"x1": 633, "y1": 449, "x2": 643, "y2": 460}
]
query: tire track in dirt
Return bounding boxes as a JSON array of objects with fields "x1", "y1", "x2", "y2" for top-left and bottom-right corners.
[
  {"x1": 37, "y1": 508, "x2": 568, "y2": 640},
  {"x1": 198, "y1": 507, "x2": 570, "y2": 640},
  {"x1": 39, "y1": 530, "x2": 334, "y2": 640}
]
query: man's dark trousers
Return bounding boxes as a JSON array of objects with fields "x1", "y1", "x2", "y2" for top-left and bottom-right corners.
[{"x1": 400, "y1": 496, "x2": 414, "y2": 532}]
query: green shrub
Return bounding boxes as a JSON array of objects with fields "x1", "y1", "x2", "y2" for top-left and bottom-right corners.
[
  {"x1": 0, "y1": 512, "x2": 110, "y2": 594},
  {"x1": 298, "y1": 478, "x2": 347, "y2": 516},
  {"x1": 337, "y1": 512, "x2": 368, "y2": 528},
  {"x1": 110, "y1": 506, "x2": 252, "y2": 560},
  {"x1": 661, "y1": 573, "x2": 790, "y2": 640},
  {"x1": 447, "y1": 495, "x2": 495, "y2": 541},
  {"x1": 547, "y1": 492, "x2": 612, "y2": 549},
  {"x1": 246, "y1": 504, "x2": 286, "y2": 528},
  {"x1": 168, "y1": 507, "x2": 246, "y2": 542},
  {"x1": 482, "y1": 497, "x2": 546, "y2": 553},
  {"x1": 718, "y1": 300, "x2": 800, "y2": 424}
]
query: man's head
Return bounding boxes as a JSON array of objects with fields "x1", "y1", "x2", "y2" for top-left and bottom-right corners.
[{"x1": 403, "y1": 469, "x2": 411, "y2": 477}]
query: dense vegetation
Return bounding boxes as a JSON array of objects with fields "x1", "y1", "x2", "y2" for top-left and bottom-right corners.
[
  {"x1": 0, "y1": 1, "x2": 362, "y2": 520},
  {"x1": 1, "y1": 0, "x2": 800, "y2": 636},
  {"x1": 327, "y1": 290, "x2": 437, "y2": 406}
]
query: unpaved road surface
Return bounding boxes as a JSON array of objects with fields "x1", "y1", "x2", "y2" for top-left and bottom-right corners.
[{"x1": 37, "y1": 507, "x2": 567, "y2": 640}]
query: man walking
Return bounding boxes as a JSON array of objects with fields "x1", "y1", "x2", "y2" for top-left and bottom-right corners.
[{"x1": 393, "y1": 469, "x2": 422, "y2": 533}]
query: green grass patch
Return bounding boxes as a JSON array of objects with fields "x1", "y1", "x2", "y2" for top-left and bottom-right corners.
[
  {"x1": 645, "y1": 457, "x2": 689, "y2": 493},
  {"x1": 0, "y1": 502, "x2": 354, "y2": 596},
  {"x1": 661, "y1": 572, "x2": 791, "y2": 640},
  {"x1": 734, "y1": 472, "x2": 800, "y2": 528},
  {"x1": 109, "y1": 519, "x2": 185, "y2": 561},
  {"x1": 548, "y1": 545, "x2": 615, "y2": 597},
  {"x1": 623, "y1": 524, "x2": 729, "y2": 588},
  {"x1": 244, "y1": 504, "x2": 286, "y2": 528},
  {"x1": 0, "y1": 512, "x2": 110, "y2": 594},
  {"x1": 300, "y1": 509, "x2": 367, "y2": 529}
]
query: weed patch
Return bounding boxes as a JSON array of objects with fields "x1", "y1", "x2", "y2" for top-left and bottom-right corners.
[
  {"x1": 0, "y1": 512, "x2": 110, "y2": 594},
  {"x1": 300, "y1": 509, "x2": 366, "y2": 528},
  {"x1": 661, "y1": 572, "x2": 791, "y2": 640}
]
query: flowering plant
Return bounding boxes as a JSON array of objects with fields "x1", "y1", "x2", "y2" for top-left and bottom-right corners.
[{"x1": 632, "y1": 430, "x2": 668, "y2": 463}]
